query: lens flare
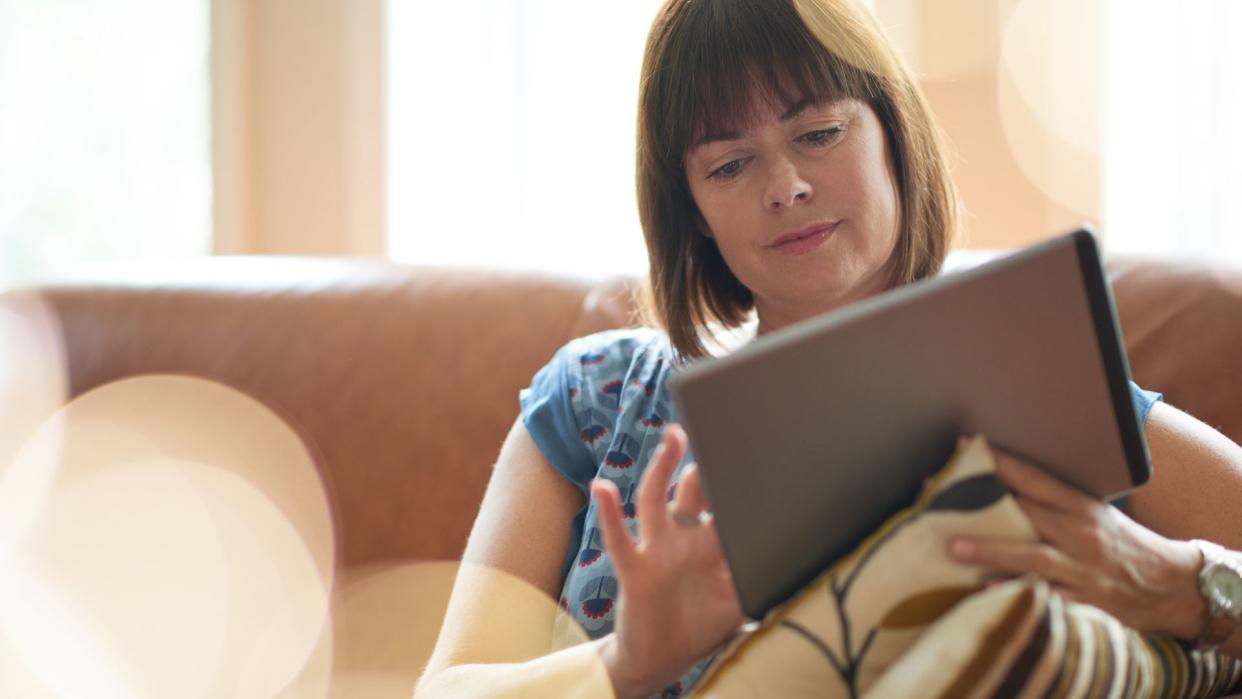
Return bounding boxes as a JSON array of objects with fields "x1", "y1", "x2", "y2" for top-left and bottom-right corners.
[
  {"x1": 0, "y1": 375, "x2": 334, "y2": 698},
  {"x1": 323, "y1": 561, "x2": 606, "y2": 698},
  {"x1": 0, "y1": 292, "x2": 67, "y2": 545},
  {"x1": 998, "y1": 0, "x2": 1102, "y2": 217}
]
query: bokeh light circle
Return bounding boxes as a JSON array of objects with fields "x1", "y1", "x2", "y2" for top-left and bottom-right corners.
[
  {"x1": 998, "y1": 0, "x2": 1102, "y2": 217},
  {"x1": 0, "y1": 375, "x2": 335, "y2": 698}
]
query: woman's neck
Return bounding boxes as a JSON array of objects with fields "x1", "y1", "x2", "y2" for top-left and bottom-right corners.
[{"x1": 754, "y1": 292, "x2": 868, "y2": 337}]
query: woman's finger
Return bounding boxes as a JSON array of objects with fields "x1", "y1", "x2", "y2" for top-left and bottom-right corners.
[
  {"x1": 636, "y1": 425, "x2": 687, "y2": 541},
  {"x1": 671, "y1": 462, "x2": 710, "y2": 519},
  {"x1": 949, "y1": 537, "x2": 1084, "y2": 589},
  {"x1": 1013, "y1": 496, "x2": 1083, "y2": 548},
  {"x1": 592, "y1": 478, "x2": 638, "y2": 573},
  {"x1": 990, "y1": 448, "x2": 1090, "y2": 512}
]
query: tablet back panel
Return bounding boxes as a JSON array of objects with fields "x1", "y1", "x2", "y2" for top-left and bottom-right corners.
[{"x1": 669, "y1": 230, "x2": 1151, "y2": 619}]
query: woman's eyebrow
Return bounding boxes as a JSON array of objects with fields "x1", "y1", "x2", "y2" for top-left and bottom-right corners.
[
  {"x1": 692, "y1": 97, "x2": 845, "y2": 149},
  {"x1": 781, "y1": 95, "x2": 845, "y2": 121},
  {"x1": 780, "y1": 96, "x2": 820, "y2": 122},
  {"x1": 693, "y1": 130, "x2": 742, "y2": 149}
]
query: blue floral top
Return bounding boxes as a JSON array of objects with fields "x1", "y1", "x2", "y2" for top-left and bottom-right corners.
[{"x1": 519, "y1": 327, "x2": 1163, "y2": 698}]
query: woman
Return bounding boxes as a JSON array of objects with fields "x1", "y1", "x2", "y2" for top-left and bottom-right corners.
[{"x1": 417, "y1": 1, "x2": 1242, "y2": 697}]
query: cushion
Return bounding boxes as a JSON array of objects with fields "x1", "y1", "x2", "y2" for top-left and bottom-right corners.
[
  {"x1": 692, "y1": 437, "x2": 1242, "y2": 698},
  {"x1": 869, "y1": 579, "x2": 1242, "y2": 698}
]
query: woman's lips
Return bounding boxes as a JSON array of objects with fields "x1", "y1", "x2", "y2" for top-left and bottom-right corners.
[{"x1": 769, "y1": 222, "x2": 839, "y2": 256}]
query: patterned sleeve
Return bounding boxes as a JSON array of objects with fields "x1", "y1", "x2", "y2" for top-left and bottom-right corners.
[
  {"x1": 519, "y1": 340, "x2": 600, "y2": 494},
  {"x1": 1110, "y1": 381, "x2": 1165, "y2": 512},
  {"x1": 1129, "y1": 380, "x2": 1163, "y2": 424}
]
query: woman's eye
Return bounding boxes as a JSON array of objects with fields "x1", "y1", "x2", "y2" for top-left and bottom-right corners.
[
  {"x1": 798, "y1": 127, "x2": 845, "y2": 147},
  {"x1": 708, "y1": 158, "x2": 746, "y2": 181}
]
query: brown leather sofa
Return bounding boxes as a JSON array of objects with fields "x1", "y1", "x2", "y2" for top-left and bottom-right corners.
[
  {"x1": 20, "y1": 253, "x2": 1242, "y2": 571},
  {"x1": 7, "y1": 252, "x2": 1242, "y2": 693}
]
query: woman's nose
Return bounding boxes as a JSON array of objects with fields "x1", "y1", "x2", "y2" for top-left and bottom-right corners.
[{"x1": 763, "y1": 159, "x2": 813, "y2": 211}]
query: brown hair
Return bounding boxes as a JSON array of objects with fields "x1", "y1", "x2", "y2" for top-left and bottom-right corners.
[{"x1": 636, "y1": 0, "x2": 959, "y2": 358}]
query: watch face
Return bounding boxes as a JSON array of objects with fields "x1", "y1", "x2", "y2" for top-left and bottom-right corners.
[{"x1": 1207, "y1": 565, "x2": 1242, "y2": 612}]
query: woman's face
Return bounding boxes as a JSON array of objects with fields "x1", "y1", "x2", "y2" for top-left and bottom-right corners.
[{"x1": 684, "y1": 96, "x2": 900, "y2": 334}]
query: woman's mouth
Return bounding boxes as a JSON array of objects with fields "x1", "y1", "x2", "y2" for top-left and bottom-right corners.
[{"x1": 768, "y1": 221, "x2": 839, "y2": 256}]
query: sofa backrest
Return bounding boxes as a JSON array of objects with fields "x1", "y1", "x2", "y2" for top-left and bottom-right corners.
[{"x1": 9, "y1": 253, "x2": 1242, "y2": 570}]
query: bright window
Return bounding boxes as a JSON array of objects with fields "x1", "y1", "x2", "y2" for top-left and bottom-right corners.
[
  {"x1": 0, "y1": 0, "x2": 211, "y2": 288},
  {"x1": 386, "y1": 1, "x2": 665, "y2": 275},
  {"x1": 1103, "y1": 0, "x2": 1242, "y2": 260}
]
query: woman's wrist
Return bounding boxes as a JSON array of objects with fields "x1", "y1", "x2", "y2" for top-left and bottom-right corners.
[
  {"x1": 1155, "y1": 538, "x2": 1208, "y2": 640},
  {"x1": 595, "y1": 633, "x2": 656, "y2": 699}
]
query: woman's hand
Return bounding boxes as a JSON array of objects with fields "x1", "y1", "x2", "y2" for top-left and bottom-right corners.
[
  {"x1": 591, "y1": 424, "x2": 745, "y2": 698},
  {"x1": 948, "y1": 444, "x2": 1207, "y2": 639}
]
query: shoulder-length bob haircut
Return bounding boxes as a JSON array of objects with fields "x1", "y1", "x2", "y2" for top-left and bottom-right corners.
[{"x1": 637, "y1": 0, "x2": 959, "y2": 359}]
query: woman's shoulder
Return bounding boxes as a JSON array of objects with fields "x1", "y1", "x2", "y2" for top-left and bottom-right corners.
[
  {"x1": 520, "y1": 327, "x2": 675, "y2": 487},
  {"x1": 557, "y1": 327, "x2": 674, "y2": 373},
  {"x1": 523, "y1": 327, "x2": 675, "y2": 420}
]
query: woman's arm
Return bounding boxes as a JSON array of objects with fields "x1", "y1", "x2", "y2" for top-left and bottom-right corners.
[
  {"x1": 416, "y1": 418, "x2": 611, "y2": 697},
  {"x1": 1125, "y1": 401, "x2": 1242, "y2": 551},
  {"x1": 417, "y1": 420, "x2": 743, "y2": 699},
  {"x1": 950, "y1": 401, "x2": 1242, "y2": 657},
  {"x1": 1126, "y1": 401, "x2": 1242, "y2": 655}
]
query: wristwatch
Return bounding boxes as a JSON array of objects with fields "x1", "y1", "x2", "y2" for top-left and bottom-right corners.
[{"x1": 1190, "y1": 539, "x2": 1242, "y2": 652}]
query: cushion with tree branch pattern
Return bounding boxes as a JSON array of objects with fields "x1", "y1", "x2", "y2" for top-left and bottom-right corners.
[{"x1": 691, "y1": 436, "x2": 1242, "y2": 699}]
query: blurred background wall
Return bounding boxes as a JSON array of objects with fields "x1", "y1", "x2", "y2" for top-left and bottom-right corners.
[{"x1": 2, "y1": 0, "x2": 1239, "y2": 286}]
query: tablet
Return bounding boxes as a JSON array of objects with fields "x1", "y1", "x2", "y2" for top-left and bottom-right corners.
[{"x1": 668, "y1": 229, "x2": 1152, "y2": 620}]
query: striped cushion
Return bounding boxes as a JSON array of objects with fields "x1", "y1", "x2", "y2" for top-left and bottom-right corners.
[
  {"x1": 868, "y1": 579, "x2": 1242, "y2": 698},
  {"x1": 693, "y1": 437, "x2": 1242, "y2": 698}
]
